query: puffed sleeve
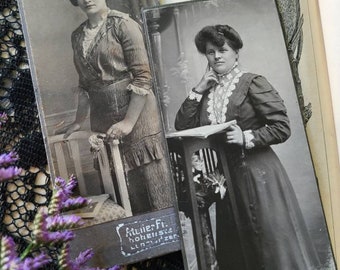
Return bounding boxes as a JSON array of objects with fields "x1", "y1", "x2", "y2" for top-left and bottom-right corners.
[
  {"x1": 245, "y1": 76, "x2": 291, "y2": 148},
  {"x1": 117, "y1": 18, "x2": 152, "y2": 95},
  {"x1": 71, "y1": 28, "x2": 87, "y2": 91},
  {"x1": 175, "y1": 90, "x2": 203, "y2": 130}
]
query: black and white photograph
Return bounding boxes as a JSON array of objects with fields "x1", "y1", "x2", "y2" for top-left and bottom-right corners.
[
  {"x1": 17, "y1": 0, "x2": 180, "y2": 266},
  {"x1": 143, "y1": 0, "x2": 337, "y2": 269}
]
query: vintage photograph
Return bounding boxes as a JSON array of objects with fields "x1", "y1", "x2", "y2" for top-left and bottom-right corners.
[
  {"x1": 143, "y1": 0, "x2": 337, "y2": 269},
  {"x1": 19, "y1": 0, "x2": 175, "y2": 218},
  {"x1": 17, "y1": 0, "x2": 180, "y2": 266}
]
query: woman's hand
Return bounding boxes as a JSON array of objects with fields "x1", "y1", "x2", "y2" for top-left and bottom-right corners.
[
  {"x1": 54, "y1": 123, "x2": 81, "y2": 139},
  {"x1": 226, "y1": 124, "x2": 244, "y2": 146},
  {"x1": 105, "y1": 92, "x2": 146, "y2": 140},
  {"x1": 106, "y1": 120, "x2": 134, "y2": 140},
  {"x1": 194, "y1": 68, "x2": 218, "y2": 94}
]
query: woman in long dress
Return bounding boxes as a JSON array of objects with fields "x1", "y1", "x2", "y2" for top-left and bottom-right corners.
[
  {"x1": 56, "y1": 0, "x2": 173, "y2": 214},
  {"x1": 175, "y1": 24, "x2": 321, "y2": 270}
]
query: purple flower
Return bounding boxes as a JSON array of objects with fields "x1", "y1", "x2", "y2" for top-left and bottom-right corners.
[
  {"x1": 0, "y1": 152, "x2": 18, "y2": 166},
  {"x1": 18, "y1": 253, "x2": 51, "y2": 270},
  {"x1": 66, "y1": 175, "x2": 78, "y2": 193},
  {"x1": 57, "y1": 243, "x2": 73, "y2": 270},
  {"x1": 1, "y1": 236, "x2": 19, "y2": 269},
  {"x1": 48, "y1": 176, "x2": 89, "y2": 215},
  {"x1": 58, "y1": 245, "x2": 94, "y2": 270},
  {"x1": 0, "y1": 152, "x2": 21, "y2": 182},
  {"x1": 33, "y1": 208, "x2": 47, "y2": 234},
  {"x1": 50, "y1": 176, "x2": 88, "y2": 215},
  {"x1": 33, "y1": 208, "x2": 75, "y2": 245},
  {"x1": 54, "y1": 177, "x2": 70, "y2": 203},
  {"x1": 0, "y1": 112, "x2": 8, "y2": 126},
  {"x1": 2, "y1": 174, "x2": 106, "y2": 269},
  {"x1": 74, "y1": 248, "x2": 94, "y2": 268},
  {"x1": 48, "y1": 188, "x2": 64, "y2": 215},
  {"x1": 62, "y1": 197, "x2": 90, "y2": 212},
  {"x1": 1, "y1": 236, "x2": 50, "y2": 270},
  {"x1": 46, "y1": 215, "x2": 83, "y2": 231},
  {"x1": 36, "y1": 230, "x2": 75, "y2": 245},
  {"x1": 0, "y1": 166, "x2": 21, "y2": 182},
  {"x1": 55, "y1": 175, "x2": 77, "y2": 201}
]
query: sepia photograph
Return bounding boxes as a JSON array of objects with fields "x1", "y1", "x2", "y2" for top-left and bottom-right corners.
[
  {"x1": 143, "y1": 0, "x2": 337, "y2": 269},
  {"x1": 18, "y1": 0, "x2": 180, "y2": 266}
]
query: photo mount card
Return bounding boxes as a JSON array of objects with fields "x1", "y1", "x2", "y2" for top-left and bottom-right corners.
[
  {"x1": 17, "y1": 0, "x2": 182, "y2": 267},
  {"x1": 142, "y1": 0, "x2": 337, "y2": 269}
]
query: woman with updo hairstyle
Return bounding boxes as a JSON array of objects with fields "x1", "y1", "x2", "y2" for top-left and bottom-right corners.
[
  {"x1": 55, "y1": 0, "x2": 173, "y2": 214},
  {"x1": 175, "y1": 24, "x2": 321, "y2": 269}
]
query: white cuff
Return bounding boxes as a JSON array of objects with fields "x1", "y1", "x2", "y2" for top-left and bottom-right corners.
[
  {"x1": 188, "y1": 89, "x2": 203, "y2": 102},
  {"x1": 127, "y1": 84, "x2": 150, "y2": 96},
  {"x1": 243, "y1": 130, "x2": 255, "y2": 149}
]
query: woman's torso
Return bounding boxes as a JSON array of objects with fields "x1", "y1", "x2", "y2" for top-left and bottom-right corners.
[
  {"x1": 71, "y1": 10, "x2": 135, "y2": 90},
  {"x1": 199, "y1": 72, "x2": 263, "y2": 131},
  {"x1": 71, "y1": 10, "x2": 164, "y2": 170}
]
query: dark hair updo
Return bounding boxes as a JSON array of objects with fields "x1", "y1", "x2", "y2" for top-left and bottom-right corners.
[
  {"x1": 195, "y1": 24, "x2": 243, "y2": 54},
  {"x1": 70, "y1": 0, "x2": 78, "y2": 6}
]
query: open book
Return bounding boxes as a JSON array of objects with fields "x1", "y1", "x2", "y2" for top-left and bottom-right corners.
[{"x1": 166, "y1": 120, "x2": 237, "y2": 139}]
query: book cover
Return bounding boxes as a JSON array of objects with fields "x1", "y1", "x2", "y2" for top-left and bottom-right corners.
[{"x1": 166, "y1": 120, "x2": 237, "y2": 139}]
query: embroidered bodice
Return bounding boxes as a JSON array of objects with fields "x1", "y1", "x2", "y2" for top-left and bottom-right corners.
[{"x1": 207, "y1": 67, "x2": 244, "y2": 124}]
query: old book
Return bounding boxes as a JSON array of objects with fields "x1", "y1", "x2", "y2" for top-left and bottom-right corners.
[{"x1": 166, "y1": 120, "x2": 236, "y2": 139}]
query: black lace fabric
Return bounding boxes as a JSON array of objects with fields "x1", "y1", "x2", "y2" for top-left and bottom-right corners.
[
  {"x1": 0, "y1": 0, "x2": 51, "y2": 254},
  {"x1": 0, "y1": 0, "x2": 184, "y2": 269}
]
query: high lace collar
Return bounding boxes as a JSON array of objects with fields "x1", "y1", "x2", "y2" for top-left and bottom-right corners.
[
  {"x1": 216, "y1": 62, "x2": 240, "y2": 87},
  {"x1": 207, "y1": 65, "x2": 244, "y2": 124}
]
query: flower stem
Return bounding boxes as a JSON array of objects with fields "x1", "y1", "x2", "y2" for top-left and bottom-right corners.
[{"x1": 20, "y1": 242, "x2": 35, "y2": 260}]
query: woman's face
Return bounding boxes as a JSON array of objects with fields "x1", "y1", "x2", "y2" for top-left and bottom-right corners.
[
  {"x1": 77, "y1": 0, "x2": 107, "y2": 16},
  {"x1": 205, "y1": 40, "x2": 238, "y2": 74}
]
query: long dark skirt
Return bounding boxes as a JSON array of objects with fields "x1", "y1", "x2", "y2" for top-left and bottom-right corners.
[
  {"x1": 128, "y1": 158, "x2": 173, "y2": 214},
  {"x1": 216, "y1": 146, "x2": 321, "y2": 270},
  {"x1": 88, "y1": 79, "x2": 173, "y2": 214}
]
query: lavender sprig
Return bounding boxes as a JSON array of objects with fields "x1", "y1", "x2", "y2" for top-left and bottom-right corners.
[
  {"x1": 1, "y1": 170, "x2": 121, "y2": 269},
  {"x1": 0, "y1": 152, "x2": 18, "y2": 165},
  {"x1": 0, "y1": 152, "x2": 21, "y2": 182},
  {"x1": 57, "y1": 243, "x2": 74, "y2": 270},
  {"x1": 0, "y1": 112, "x2": 8, "y2": 126},
  {"x1": 1, "y1": 236, "x2": 50, "y2": 270},
  {"x1": 73, "y1": 248, "x2": 94, "y2": 268},
  {"x1": 1, "y1": 236, "x2": 18, "y2": 270},
  {"x1": 0, "y1": 167, "x2": 22, "y2": 182},
  {"x1": 33, "y1": 208, "x2": 78, "y2": 246},
  {"x1": 17, "y1": 253, "x2": 51, "y2": 270},
  {"x1": 37, "y1": 230, "x2": 76, "y2": 246},
  {"x1": 62, "y1": 197, "x2": 90, "y2": 212},
  {"x1": 46, "y1": 215, "x2": 83, "y2": 231},
  {"x1": 55, "y1": 176, "x2": 78, "y2": 202},
  {"x1": 49, "y1": 176, "x2": 89, "y2": 215}
]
